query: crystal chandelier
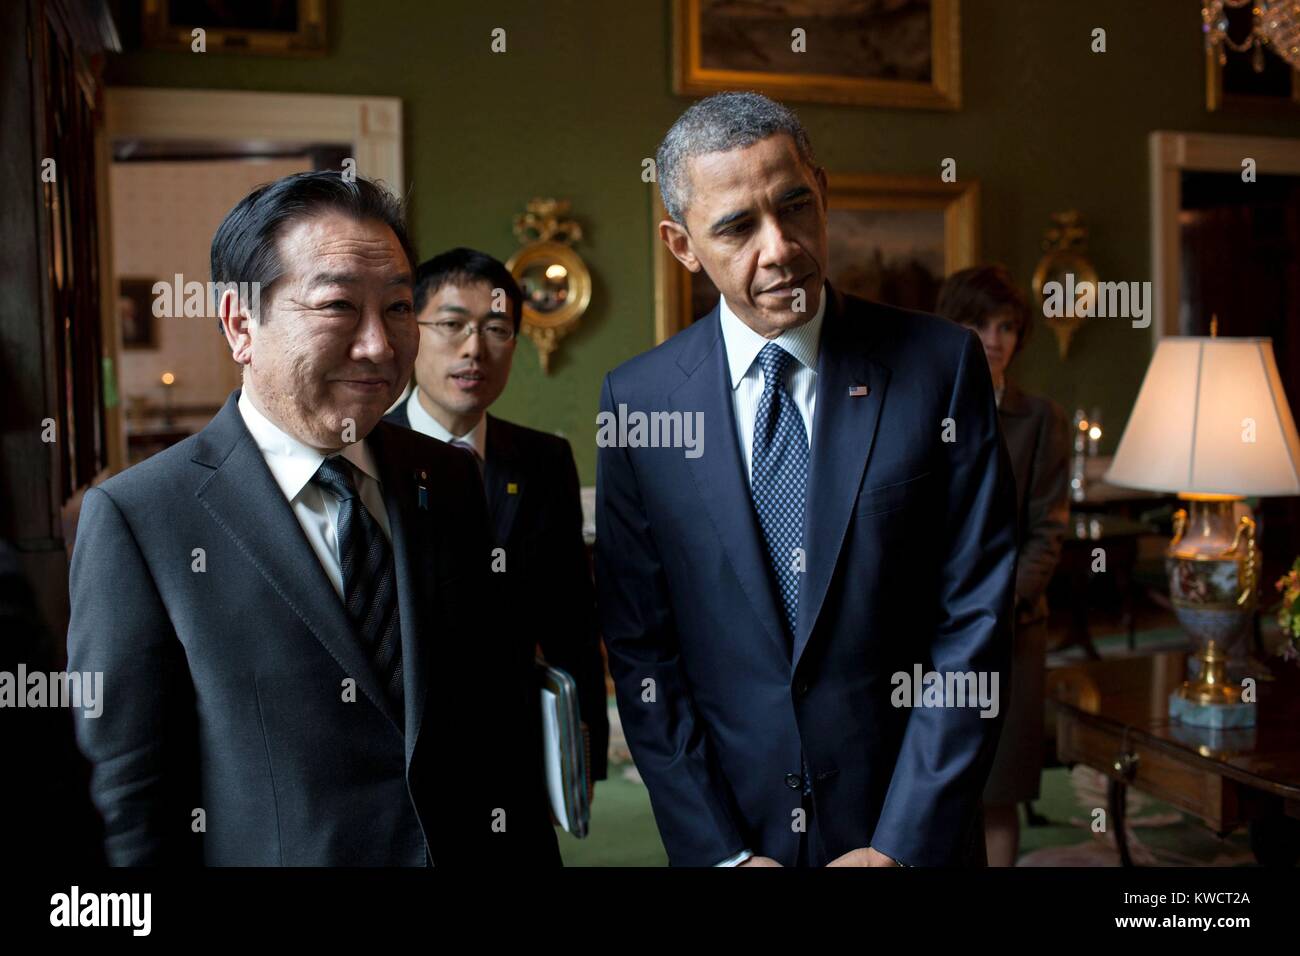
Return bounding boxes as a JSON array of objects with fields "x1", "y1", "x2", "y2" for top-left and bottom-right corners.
[{"x1": 1203, "y1": 1, "x2": 1300, "y2": 71}]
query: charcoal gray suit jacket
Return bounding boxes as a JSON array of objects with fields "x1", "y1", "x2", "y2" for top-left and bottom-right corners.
[{"x1": 68, "y1": 391, "x2": 556, "y2": 866}]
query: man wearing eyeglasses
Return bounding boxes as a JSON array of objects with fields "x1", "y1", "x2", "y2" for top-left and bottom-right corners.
[{"x1": 385, "y1": 248, "x2": 609, "y2": 846}]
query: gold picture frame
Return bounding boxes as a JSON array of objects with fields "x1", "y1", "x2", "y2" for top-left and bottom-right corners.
[
  {"x1": 1205, "y1": 46, "x2": 1300, "y2": 112},
  {"x1": 653, "y1": 173, "x2": 978, "y2": 343},
  {"x1": 673, "y1": 0, "x2": 961, "y2": 111},
  {"x1": 142, "y1": 0, "x2": 327, "y2": 57}
]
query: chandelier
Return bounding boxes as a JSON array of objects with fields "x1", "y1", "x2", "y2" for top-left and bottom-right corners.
[{"x1": 1203, "y1": 1, "x2": 1300, "y2": 71}]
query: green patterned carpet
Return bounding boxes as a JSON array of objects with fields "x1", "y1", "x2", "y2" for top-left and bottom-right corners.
[
  {"x1": 558, "y1": 761, "x2": 1257, "y2": 867},
  {"x1": 561, "y1": 633, "x2": 1267, "y2": 868},
  {"x1": 1017, "y1": 765, "x2": 1254, "y2": 865},
  {"x1": 559, "y1": 616, "x2": 1290, "y2": 866}
]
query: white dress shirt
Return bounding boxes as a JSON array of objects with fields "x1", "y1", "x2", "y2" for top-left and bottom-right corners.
[
  {"x1": 711, "y1": 286, "x2": 826, "y2": 867},
  {"x1": 718, "y1": 285, "x2": 826, "y2": 485},
  {"x1": 238, "y1": 391, "x2": 391, "y2": 601},
  {"x1": 405, "y1": 388, "x2": 488, "y2": 459}
]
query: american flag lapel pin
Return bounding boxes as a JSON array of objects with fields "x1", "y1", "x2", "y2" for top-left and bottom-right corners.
[
  {"x1": 417, "y1": 470, "x2": 429, "y2": 510},
  {"x1": 848, "y1": 385, "x2": 870, "y2": 398}
]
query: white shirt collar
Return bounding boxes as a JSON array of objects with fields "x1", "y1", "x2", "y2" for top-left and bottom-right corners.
[
  {"x1": 237, "y1": 389, "x2": 382, "y2": 502},
  {"x1": 405, "y1": 388, "x2": 488, "y2": 459},
  {"x1": 718, "y1": 283, "x2": 826, "y2": 390}
]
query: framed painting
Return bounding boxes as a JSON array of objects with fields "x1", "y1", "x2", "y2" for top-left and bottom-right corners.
[
  {"x1": 117, "y1": 277, "x2": 157, "y2": 349},
  {"x1": 142, "y1": 0, "x2": 327, "y2": 56},
  {"x1": 1204, "y1": 1, "x2": 1300, "y2": 112},
  {"x1": 673, "y1": 0, "x2": 961, "y2": 110},
  {"x1": 1206, "y1": 47, "x2": 1300, "y2": 112},
  {"x1": 653, "y1": 173, "x2": 978, "y2": 343}
]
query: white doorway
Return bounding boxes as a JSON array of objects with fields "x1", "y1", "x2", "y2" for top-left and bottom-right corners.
[{"x1": 98, "y1": 88, "x2": 404, "y2": 468}]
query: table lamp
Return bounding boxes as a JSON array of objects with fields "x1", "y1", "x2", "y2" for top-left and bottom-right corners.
[{"x1": 1106, "y1": 325, "x2": 1300, "y2": 727}]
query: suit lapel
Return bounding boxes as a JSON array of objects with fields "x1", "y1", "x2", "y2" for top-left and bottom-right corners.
[
  {"x1": 192, "y1": 395, "x2": 403, "y2": 731},
  {"x1": 483, "y1": 415, "x2": 524, "y2": 545},
  {"x1": 367, "y1": 423, "x2": 430, "y2": 763},
  {"x1": 793, "y1": 291, "x2": 891, "y2": 667},
  {"x1": 382, "y1": 399, "x2": 412, "y2": 430},
  {"x1": 670, "y1": 309, "x2": 788, "y2": 658}
]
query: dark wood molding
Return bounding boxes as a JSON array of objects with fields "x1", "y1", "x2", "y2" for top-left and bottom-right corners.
[{"x1": 0, "y1": 0, "x2": 118, "y2": 640}]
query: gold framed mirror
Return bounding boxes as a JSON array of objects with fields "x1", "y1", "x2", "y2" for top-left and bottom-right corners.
[
  {"x1": 506, "y1": 199, "x2": 591, "y2": 373},
  {"x1": 1031, "y1": 211, "x2": 1098, "y2": 359}
]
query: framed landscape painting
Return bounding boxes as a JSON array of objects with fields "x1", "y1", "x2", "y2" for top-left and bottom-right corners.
[{"x1": 673, "y1": 0, "x2": 961, "y2": 110}]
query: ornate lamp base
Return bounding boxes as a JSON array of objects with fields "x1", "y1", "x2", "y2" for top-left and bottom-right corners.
[
  {"x1": 1168, "y1": 637, "x2": 1257, "y2": 726},
  {"x1": 1166, "y1": 495, "x2": 1259, "y2": 725},
  {"x1": 1169, "y1": 693, "x2": 1256, "y2": 728}
]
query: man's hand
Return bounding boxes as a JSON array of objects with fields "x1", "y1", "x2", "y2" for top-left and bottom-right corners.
[
  {"x1": 826, "y1": 847, "x2": 898, "y2": 867},
  {"x1": 737, "y1": 855, "x2": 783, "y2": 867}
]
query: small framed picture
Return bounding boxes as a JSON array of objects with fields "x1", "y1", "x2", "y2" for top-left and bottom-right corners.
[
  {"x1": 142, "y1": 0, "x2": 327, "y2": 57},
  {"x1": 117, "y1": 278, "x2": 157, "y2": 349}
]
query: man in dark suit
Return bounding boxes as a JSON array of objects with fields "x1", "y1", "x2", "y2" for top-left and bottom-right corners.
[
  {"x1": 385, "y1": 248, "x2": 608, "y2": 793},
  {"x1": 68, "y1": 172, "x2": 554, "y2": 865},
  {"x1": 597, "y1": 93, "x2": 1018, "y2": 867}
]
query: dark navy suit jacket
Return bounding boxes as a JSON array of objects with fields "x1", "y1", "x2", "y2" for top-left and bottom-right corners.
[
  {"x1": 595, "y1": 287, "x2": 1017, "y2": 867},
  {"x1": 68, "y1": 392, "x2": 553, "y2": 865},
  {"x1": 384, "y1": 405, "x2": 609, "y2": 781}
]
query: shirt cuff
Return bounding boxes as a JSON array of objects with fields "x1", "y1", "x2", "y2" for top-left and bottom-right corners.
[{"x1": 714, "y1": 849, "x2": 754, "y2": 867}]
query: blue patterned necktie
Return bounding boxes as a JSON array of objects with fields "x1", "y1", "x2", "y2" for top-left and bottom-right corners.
[
  {"x1": 750, "y1": 342, "x2": 809, "y2": 643},
  {"x1": 312, "y1": 456, "x2": 404, "y2": 710}
]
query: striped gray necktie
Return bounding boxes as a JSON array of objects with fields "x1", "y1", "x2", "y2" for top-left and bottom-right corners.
[{"x1": 312, "y1": 456, "x2": 404, "y2": 710}]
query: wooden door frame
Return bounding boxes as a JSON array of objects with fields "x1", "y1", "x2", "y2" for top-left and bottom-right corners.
[{"x1": 1149, "y1": 130, "x2": 1300, "y2": 341}]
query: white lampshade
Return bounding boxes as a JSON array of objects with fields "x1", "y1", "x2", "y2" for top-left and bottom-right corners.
[{"x1": 1106, "y1": 336, "x2": 1300, "y2": 497}]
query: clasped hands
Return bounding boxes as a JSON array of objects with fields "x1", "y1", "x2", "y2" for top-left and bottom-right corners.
[{"x1": 737, "y1": 846, "x2": 898, "y2": 867}]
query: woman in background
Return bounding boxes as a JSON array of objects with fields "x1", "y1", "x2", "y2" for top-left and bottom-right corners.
[{"x1": 936, "y1": 266, "x2": 1071, "y2": 867}]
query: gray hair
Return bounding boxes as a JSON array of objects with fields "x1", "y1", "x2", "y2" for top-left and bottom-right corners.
[{"x1": 656, "y1": 92, "x2": 817, "y2": 226}]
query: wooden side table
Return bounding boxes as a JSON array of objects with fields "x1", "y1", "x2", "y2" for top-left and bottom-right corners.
[
  {"x1": 1052, "y1": 651, "x2": 1300, "y2": 865},
  {"x1": 1051, "y1": 514, "x2": 1157, "y2": 659}
]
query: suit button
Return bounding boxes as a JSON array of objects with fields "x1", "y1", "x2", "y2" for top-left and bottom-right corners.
[
  {"x1": 785, "y1": 772, "x2": 803, "y2": 790},
  {"x1": 796, "y1": 680, "x2": 810, "y2": 697}
]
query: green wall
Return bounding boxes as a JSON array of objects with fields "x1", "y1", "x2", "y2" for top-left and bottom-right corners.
[{"x1": 106, "y1": 0, "x2": 1300, "y2": 483}]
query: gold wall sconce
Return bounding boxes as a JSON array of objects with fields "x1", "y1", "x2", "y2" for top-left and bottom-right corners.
[
  {"x1": 506, "y1": 198, "x2": 592, "y2": 373},
  {"x1": 1031, "y1": 210, "x2": 1099, "y2": 359}
]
